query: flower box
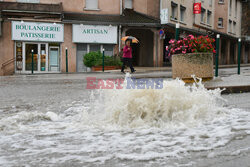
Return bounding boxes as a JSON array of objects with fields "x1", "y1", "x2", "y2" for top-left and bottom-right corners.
[
  {"x1": 91, "y1": 66, "x2": 121, "y2": 71},
  {"x1": 172, "y1": 53, "x2": 214, "y2": 80}
]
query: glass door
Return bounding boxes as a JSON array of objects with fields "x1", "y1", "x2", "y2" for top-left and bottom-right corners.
[
  {"x1": 25, "y1": 43, "x2": 38, "y2": 71},
  {"x1": 40, "y1": 44, "x2": 47, "y2": 71},
  {"x1": 49, "y1": 47, "x2": 60, "y2": 72},
  {"x1": 23, "y1": 43, "x2": 48, "y2": 73}
]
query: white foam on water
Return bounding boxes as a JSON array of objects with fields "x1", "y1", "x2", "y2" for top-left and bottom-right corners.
[{"x1": 0, "y1": 77, "x2": 250, "y2": 166}]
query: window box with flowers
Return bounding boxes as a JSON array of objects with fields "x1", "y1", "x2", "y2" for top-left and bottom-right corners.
[{"x1": 166, "y1": 35, "x2": 216, "y2": 81}]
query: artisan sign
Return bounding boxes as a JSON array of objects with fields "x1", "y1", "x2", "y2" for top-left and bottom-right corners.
[
  {"x1": 12, "y1": 21, "x2": 64, "y2": 42},
  {"x1": 73, "y1": 24, "x2": 117, "y2": 44}
]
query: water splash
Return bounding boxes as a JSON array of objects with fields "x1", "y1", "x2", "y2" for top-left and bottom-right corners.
[{"x1": 87, "y1": 77, "x2": 226, "y2": 128}]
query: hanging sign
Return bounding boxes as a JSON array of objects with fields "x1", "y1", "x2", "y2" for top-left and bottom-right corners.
[
  {"x1": 193, "y1": 3, "x2": 201, "y2": 14},
  {"x1": 160, "y1": 8, "x2": 169, "y2": 24}
]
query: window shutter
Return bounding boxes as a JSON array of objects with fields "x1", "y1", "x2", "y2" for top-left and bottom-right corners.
[{"x1": 86, "y1": 0, "x2": 98, "y2": 9}]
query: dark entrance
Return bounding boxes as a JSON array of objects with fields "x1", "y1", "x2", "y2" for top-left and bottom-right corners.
[{"x1": 126, "y1": 29, "x2": 154, "y2": 66}]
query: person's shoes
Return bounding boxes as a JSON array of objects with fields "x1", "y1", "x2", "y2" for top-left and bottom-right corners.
[
  {"x1": 121, "y1": 71, "x2": 125, "y2": 74},
  {"x1": 131, "y1": 70, "x2": 136, "y2": 73}
]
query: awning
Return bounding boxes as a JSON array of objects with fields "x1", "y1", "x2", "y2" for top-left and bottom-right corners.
[{"x1": 63, "y1": 9, "x2": 161, "y2": 27}]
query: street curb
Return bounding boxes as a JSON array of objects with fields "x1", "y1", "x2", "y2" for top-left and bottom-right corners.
[{"x1": 206, "y1": 85, "x2": 250, "y2": 94}]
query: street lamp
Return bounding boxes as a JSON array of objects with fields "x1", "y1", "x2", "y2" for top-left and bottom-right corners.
[
  {"x1": 215, "y1": 34, "x2": 220, "y2": 77},
  {"x1": 238, "y1": 38, "x2": 241, "y2": 75}
]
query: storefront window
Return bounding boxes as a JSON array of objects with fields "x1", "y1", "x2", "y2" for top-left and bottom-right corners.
[
  {"x1": 25, "y1": 43, "x2": 38, "y2": 71},
  {"x1": 40, "y1": 44, "x2": 46, "y2": 71},
  {"x1": 16, "y1": 42, "x2": 23, "y2": 71},
  {"x1": 89, "y1": 44, "x2": 101, "y2": 52},
  {"x1": 103, "y1": 44, "x2": 114, "y2": 56}
]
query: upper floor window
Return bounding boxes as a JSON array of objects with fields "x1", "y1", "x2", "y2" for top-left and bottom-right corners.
[
  {"x1": 85, "y1": 0, "x2": 98, "y2": 10},
  {"x1": 229, "y1": 20, "x2": 232, "y2": 32},
  {"x1": 209, "y1": 0, "x2": 213, "y2": 6},
  {"x1": 233, "y1": 21, "x2": 236, "y2": 34},
  {"x1": 207, "y1": 11, "x2": 212, "y2": 25},
  {"x1": 201, "y1": 8, "x2": 206, "y2": 23},
  {"x1": 235, "y1": 0, "x2": 237, "y2": 18},
  {"x1": 17, "y1": 0, "x2": 40, "y2": 3},
  {"x1": 229, "y1": 0, "x2": 232, "y2": 16},
  {"x1": 124, "y1": 0, "x2": 133, "y2": 9},
  {"x1": 180, "y1": 6, "x2": 186, "y2": 22},
  {"x1": 218, "y1": 0, "x2": 224, "y2": 4},
  {"x1": 218, "y1": 18, "x2": 223, "y2": 27},
  {"x1": 171, "y1": 2, "x2": 178, "y2": 20}
]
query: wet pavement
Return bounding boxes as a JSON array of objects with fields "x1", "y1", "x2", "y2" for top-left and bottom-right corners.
[{"x1": 0, "y1": 68, "x2": 250, "y2": 167}]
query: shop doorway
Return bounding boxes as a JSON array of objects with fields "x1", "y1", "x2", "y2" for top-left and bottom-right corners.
[
  {"x1": 25, "y1": 43, "x2": 38, "y2": 71},
  {"x1": 49, "y1": 47, "x2": 60, "y2": 72},
  {"x1": 126, "y1": 29, "x2": 154, "y2": 66},
  {"x1": 18, "y1": 42, "x2": 60, "y2": 73}
]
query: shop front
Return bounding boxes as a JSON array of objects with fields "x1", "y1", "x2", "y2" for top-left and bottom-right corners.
[
  {"x1": 12, "y1": 21, "x2": 64, "y2": 73},
  {"x1": 72, "y1": 24, "x2": 118, "y2": 72}
]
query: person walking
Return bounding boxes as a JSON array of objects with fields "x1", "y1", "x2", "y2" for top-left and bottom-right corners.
[{"x1": 121, "y1": 39, "x2": 135, "y2": 74}]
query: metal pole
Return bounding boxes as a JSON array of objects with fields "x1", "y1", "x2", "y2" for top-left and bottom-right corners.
[
  {"x1": 238, "y1": 38, "x2": 241, "y2": 75},
  {"x1": 102, "y1": 48, "x2": 105, "y2": 72},
  {"x1": 66, "y1": 47, "x2": 68, "y2": 73},
  {"x1": 175, "y1": 23, "x2": 180, "y2": 40},
  {"x1": 215, "y1": 34, "x2": 220, "y2": 77},
  {"x1": 31, "y1": 49, "x2": 34, "y2": 74}
]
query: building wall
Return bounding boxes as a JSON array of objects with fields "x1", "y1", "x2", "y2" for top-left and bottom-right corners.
[
  {"x1": 61, "y1": 24, "x2": 77, "y2": 73},
  {"x1": 214, "y1": 0, "x2": 228, "y2": 34},
  {"x1": 228, "y1": 0, "x2": 242, "y2": 37},
  {"x1": 0, "y1": 21, "x2": 15, "y2": 75}
]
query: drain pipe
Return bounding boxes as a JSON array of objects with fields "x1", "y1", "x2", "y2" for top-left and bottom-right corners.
[
  {"x1": 119, "y1": 0, "x2": 123, "y2": 52},
  {"x1": 119, "y1": 25, "x2": 122, "y2": 52},
  {"x1": 120, "y1": 0, "x2": 123, "y2": 15}
]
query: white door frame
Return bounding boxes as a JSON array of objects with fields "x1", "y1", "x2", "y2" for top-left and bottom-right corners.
[{"x1": 49, "y1": 46, "x2": 60, "y2": 72}]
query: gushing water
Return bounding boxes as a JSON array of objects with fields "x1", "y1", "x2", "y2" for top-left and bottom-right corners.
[{"x1": 0, "y1": 76, "x2": 250, "y2": 166}]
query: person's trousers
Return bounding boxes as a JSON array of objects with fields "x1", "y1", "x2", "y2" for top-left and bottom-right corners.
[{"x1": 121, "y1": 58, "x2": 135, "y2": 72}]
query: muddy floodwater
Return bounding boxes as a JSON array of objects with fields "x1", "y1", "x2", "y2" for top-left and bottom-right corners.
[{"x1": 0, "y1": 75, "x2": 250, "y2": 167}]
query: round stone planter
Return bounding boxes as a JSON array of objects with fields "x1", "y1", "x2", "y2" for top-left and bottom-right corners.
[{"x1": 172, "y1": 53, "x2": 214, "y2": 81}]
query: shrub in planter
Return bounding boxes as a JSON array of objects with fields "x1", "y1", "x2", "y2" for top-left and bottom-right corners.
[
  {"x1": 167, "y1": 35, "x2": 216, "y2": 80},
  {"x1": 83, "y1": 51, "x2": 122, "y2": 71},
  {"x1": 83, "y1": 51, "x2": 102, "y2": 68}
]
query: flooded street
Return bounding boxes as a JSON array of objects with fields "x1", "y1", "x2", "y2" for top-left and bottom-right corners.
[{"x1": 0, "y1": 74, "x2": 250, "y2": 167}]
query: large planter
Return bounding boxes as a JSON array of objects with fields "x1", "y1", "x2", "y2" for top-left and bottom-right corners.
[
  {"x1": 92, "y1": 66, "x2": 121, "y2": 71},
  {"x1": 172, "y1": 53, "x2": 214, "y2": 80}
]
